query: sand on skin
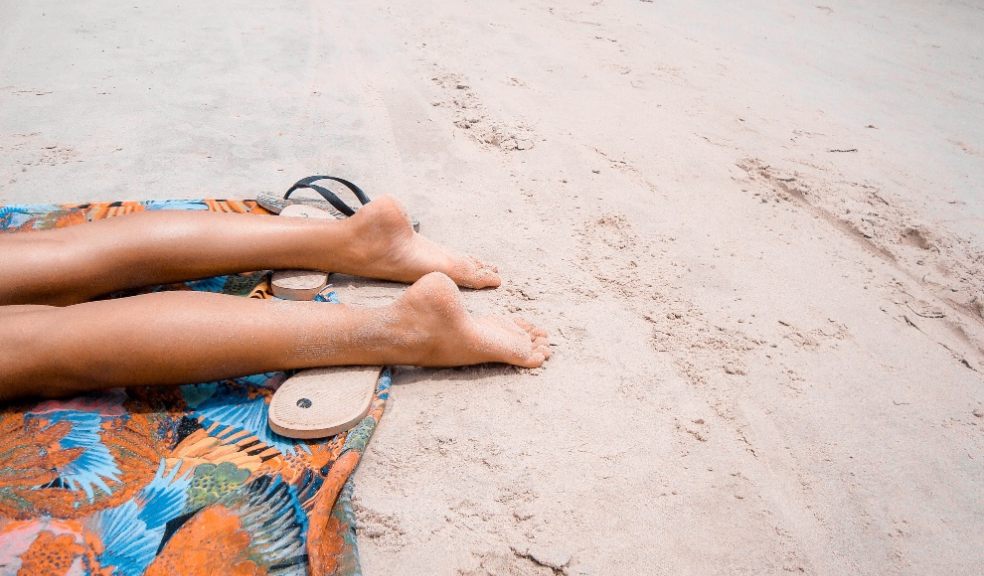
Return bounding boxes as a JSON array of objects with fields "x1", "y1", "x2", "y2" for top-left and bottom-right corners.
[{"x1": 1, "y1": 1, "x2": 982, "y2": 575}]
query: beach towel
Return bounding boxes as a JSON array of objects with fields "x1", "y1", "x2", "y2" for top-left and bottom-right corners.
[{"x1": 0, "y1": 199, "x2": 388, "y2": 576}]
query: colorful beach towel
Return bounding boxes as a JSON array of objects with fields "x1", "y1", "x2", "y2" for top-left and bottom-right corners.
[{"x1": 0, "y1": 199, "x2": 388, "y2": 575}]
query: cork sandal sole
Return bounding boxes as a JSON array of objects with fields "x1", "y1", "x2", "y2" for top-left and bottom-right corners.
[{"x1": 268, "y1": 366, "x2": 379, "y2": 439}]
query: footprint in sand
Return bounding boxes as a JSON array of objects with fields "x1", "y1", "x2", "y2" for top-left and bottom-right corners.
[{"x1": 430, "y1": 71, "x2": 536, "y2": 152}]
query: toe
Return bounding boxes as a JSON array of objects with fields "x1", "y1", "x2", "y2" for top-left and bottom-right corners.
[
  {"x1": 454, "y1": 258, "x2": 501, "y2": 289},
  {"x1": 512, "y1": 334, "x2": 550, "y2": 367},
  {"x1": 522, "y1": 351, "x2": 547, "y2": 368},
  {"x1": 473, "y1": 268, "x2": 502, "y2": 289},
  {"x1": 487, "y1": 316, "x2": 527, "y2": 335},
  {"x1": 515, "y1": 318, "x2": 548, "y2": 339},
  {"x1": 514, "y1": 318, "x2": 535, "y2": 333},
  {"x1": 479, "y1": 267, "x2": 502, "y2": 288}
]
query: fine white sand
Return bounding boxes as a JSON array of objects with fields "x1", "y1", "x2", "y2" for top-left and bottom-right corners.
[{"x1": 2, "y1": 1, "x2": 982, "y2": 574}]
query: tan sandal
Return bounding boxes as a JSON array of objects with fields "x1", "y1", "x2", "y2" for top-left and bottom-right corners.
[{"x1": 268, "y1": 365, "x2": 380, "y2": 439}]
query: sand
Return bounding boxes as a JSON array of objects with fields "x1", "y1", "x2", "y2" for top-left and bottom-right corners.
[{"x1": 2, "y1": 1, "x2": 983, "y2": 574}]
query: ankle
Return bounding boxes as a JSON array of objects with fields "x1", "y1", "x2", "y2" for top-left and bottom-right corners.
[
  {"x1": 368, "y1": 302, "x2": 433, "y2": 365},
  {"x1": 306, "y1": 217, "x2": 365, "y2": 272}
]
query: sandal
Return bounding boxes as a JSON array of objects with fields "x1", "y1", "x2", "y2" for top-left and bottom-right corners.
[
  {"x1": 268, "y1": 365, "x2": 380, "y2": 439},
  {"x1": 269, "y1": 176, "x2": 419, "y2": 300}
]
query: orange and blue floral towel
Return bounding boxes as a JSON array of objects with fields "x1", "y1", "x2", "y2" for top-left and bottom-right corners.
[{"x1": 0, "y1": 199, "x2": 388, "y2": 575}]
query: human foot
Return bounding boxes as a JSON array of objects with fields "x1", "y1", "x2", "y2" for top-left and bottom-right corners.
[
  {"x1": 383, "y1": 272, "x2": 549, "y2": 368},
  {"x1": 337, "y1": 195, "x2": 501, "y2": 289}
]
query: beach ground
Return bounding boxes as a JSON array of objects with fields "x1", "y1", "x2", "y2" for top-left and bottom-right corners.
[{"x1": 1, "y1": 1, "x2": 982, "y2": 574}]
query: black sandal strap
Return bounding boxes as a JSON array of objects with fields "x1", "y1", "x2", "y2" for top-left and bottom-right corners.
[
  {"x1": 291, "y1": 175, "x2": 372, "y2": 205},
  {"x1": 284, "y1": 175, "x2": 371, "y2": 216}
]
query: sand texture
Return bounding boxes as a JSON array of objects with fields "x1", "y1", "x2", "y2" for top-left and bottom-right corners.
[{"x1": 2, "y1": 1, "x2": 983, "y2": 575}]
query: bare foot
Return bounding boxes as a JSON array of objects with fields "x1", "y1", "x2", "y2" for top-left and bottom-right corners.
[
  {"x1": 384, "y1": 272, "x2": 550, "y2": 368},
  {"x1": 338, "y1": 195, "x2": 501, "y2": 289}
]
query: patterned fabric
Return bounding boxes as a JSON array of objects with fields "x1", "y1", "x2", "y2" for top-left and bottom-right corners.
[{"x1": 0, "y1": 199, "x2": 388, "y2": 575}]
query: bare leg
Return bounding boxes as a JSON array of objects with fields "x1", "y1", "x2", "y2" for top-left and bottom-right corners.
[
  {"x1": 0, "y1": 273, "x2": 549, "y2": 400},
  {"x1": 0, "y1": 195, "x2": 500, "y2": 306}
]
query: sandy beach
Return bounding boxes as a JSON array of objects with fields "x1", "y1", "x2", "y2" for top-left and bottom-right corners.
[{"x1": 2, "y1": 1, "x2": 982, "y2": 574}]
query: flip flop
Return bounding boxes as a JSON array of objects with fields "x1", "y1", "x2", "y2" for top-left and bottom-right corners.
[
  {"x1": 269, "y1": 175, "x2": 419, "y2": 300},
  {"x1": 283, "y1": 174, "x2": 371, "y2": 214},
  {"x1": 258, "y1": 175, "x2": 419, "y2": 228},
  {"x1": 269, "y1": 175, "x2": 366, "y2": 300},
  {"x1": 268, "y1": 365, "x2": 381, "y2": 439}
]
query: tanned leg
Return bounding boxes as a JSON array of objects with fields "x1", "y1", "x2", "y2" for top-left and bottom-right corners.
[
  {"x1": 0, "y1": 273, "x2": 549, "y2": 400},
  {"x1": 0, "y1": 195, "x2": 500, "y2": 306}
]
